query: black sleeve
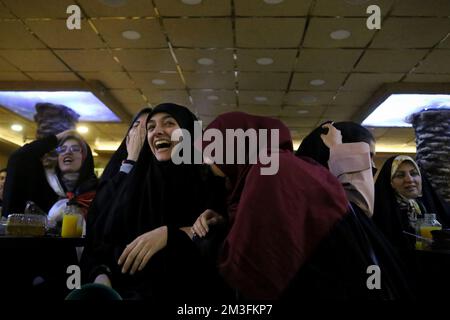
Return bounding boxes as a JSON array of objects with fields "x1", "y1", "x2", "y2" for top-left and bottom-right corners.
[{"x1": 2, "y1": 135, "x2": 58, "y2": 216}]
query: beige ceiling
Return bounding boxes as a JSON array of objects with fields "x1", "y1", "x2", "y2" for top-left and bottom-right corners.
[{"x1": 0, "y1": 0, "x2": 449, "y2": 162}]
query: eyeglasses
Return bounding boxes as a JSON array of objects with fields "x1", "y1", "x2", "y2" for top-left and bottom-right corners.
[{"x1": 56, "y1": 145, "x2": 82, "y2": 154}]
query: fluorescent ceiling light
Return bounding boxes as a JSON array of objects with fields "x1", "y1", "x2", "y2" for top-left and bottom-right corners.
[
  {"x1": 77, "y1": 126, "x2": 89, "y2": 134},
  {"x1": 375, "y1": 144, "x2": 417, "y2": 153},
  {"x1": 152, "y1": 79, "x2": 166, "y2": 85},
  {"x1": 197, "y1": 58, "x2": 214, "y2": 66},
  {"x1": 264, "y1": 0, "x2": 284, "y2": 4},
  {"x1": 207, "y1": 95, "x2": 219, "y2": 101},
  {"x1": 11, "y1": 124, "x2": 23, "y2": 132},
  {"x1": 362, "y1": 94, "x2": 450, "y2": 127},
  {"x1": 0, "y1": 91, "x2": 120, "y2": 122},
  {"x1": 310, "y1": 79, "x2": 325, "y2": 86},
  {"x1": 254, "y1": 96, "x2": 268, "y2": 102}
]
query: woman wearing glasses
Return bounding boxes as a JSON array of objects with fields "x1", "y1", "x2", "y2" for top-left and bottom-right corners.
[{"x1": 2, "y1": 129, "x2": 98, "y2": 218}]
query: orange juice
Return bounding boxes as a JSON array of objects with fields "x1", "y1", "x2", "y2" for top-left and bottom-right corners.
[
  {"x1": 420, "y1": 226, "x2": 441, "y2": 240},
  {"x1": 61, "y1": 214, "x2": 82, "y2": 238}
]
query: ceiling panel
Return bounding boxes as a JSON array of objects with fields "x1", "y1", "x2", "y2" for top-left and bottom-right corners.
[
  {"x1": 342, "y1": 73, "x2": 403, "y2": 91},
  {"x1": 184, "y1": 72, "x2": 235, "y2": 89},
  {"x1": 280, "y1": 105, "x2": 326, "y2": 118},
  {"x1": 27, "y1": 72, "x2": 80, "y2": 81},
  {"x1": 26, "y1": 20, "x2": 105, "y2": 49},
  {"x1": 93, "y1": 19, "x2": 167, "y2": 48},
  {"x1": 114, "y1": 49, "x2": 176, "y2": 71},
  {"x1": 0, "y1": 56, "x2": 18, "y2": 71},
  {"x1": 303, "y1": 18, "x2": 374, "y2": 48},
  {"x1": 238, "y1": 72, "x2": 290, "y2": 90},
  {"x1": 404, "y1": 73, "x2": 450, "y2": 83},
  {"x1": 291, "y1": 72, "x2": 347, "y2": 91},
  {"x1": 175, "y1": 49, "x2": 234, "y2": 72},
  {"x1": 0, "y1": 50, "x2": 68, "y2": 72},
  {"x1": 322, "y1": 106, "x2": 359, "y2": 119},
  {"x1": 235, "y1": 0, "x2": 312, "y2": 16},
  {"x1": 143, "y1": 90, "x2": 191, "y2": 106},
  {"x1": 236, "y1": 49, "x2": 297, "y2": 72},
  {"x1": 239, "y1": 105, "x2": 280, "y2": 117},
  {"x1": 0, "y1": 3, "x2": 14, "y2": 18},
  {"x1": 296, "y1": 49, "x2": 363, "y2": 72},
  {"x1": 129, "y1": 72, "x2": 185, "y2": 90},
  {"x1": 414, "y1": 50, "x2": 450, "y2": 74},
  {"x1": 312, "y1": 0, "x2": 393, "y2": 16},
  {"x1": 238, "y1": 91, "x2": 284, "y2": 106},
  {"x1": 56, "y1": 49, "x2": 122, "y2": 71},
  {"x1": 355, "y1": 49, "x2": 427, "y2": 72},
  {"x1": 164, "y1": 18, "x2": 233, "y2": 48},
  {"x1": 191, "y1": 90, "x2": 236, "y2": 105},
  {"x1": 391, "y1": 0, "x2": 450, "y2": 16},
  {"x1": 0, "y1": 72, "x2": 30, "y2": 80},
  {"x1": 280, "y1": 117, "x2": 318, "y2": 128},
  {"x1": 197, "y1": 104, "x2": 238, "y2": 118},
  {"x1": 78, "y1": 0, "x2": 155, "y2": 18},
  {"x1": 110, "y1": 88, "x2": 145, "y2": 104},
  {"x1": 285, "y1": 91, "x2": 335, "y2": 106},
  {"x1": 0, "y1": 21, "x2": 46, "y2": 49},
  {"x1": 236, "y1": 18, "x2": 306, "y2": 48},
  {"x1": 154, "y1": 0, "x2": 230, "y2": 16},
  {"x1": 333, "y1": 91, "x2": 373, "y2": 107},
  {"x1": 370, "y1": 18, "x2": 450, "y2": 49},
  {"x1": 80, "y1": 71, "x2": 136, "y2": 89},
  {"x1": 2, "y1": 0, "x2": 75, "y2": 18}
]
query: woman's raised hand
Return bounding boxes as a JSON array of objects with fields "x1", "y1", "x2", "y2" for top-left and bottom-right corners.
[
  {"x1": 320, "y1": 123, "x2": 342, "y2": 149},
  {"x1": 192, "y1": 209, "x2": 224, "y2": 238},
  {"x1": 126, "y1": 123, "x2": 147, "y2": 161}
]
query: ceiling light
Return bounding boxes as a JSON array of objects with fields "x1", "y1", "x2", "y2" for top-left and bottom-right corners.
[
  {"x1": 362, "y1": 94, "x2": 450, "y2": 127},
  {"x1": 263, "y1": 0, "x2": 284, "y2": 4},
  {"x1": 77, "y1": 126, "x2": 89, "y2": 134},
  {"x1": 256, "y1": 57, "x2": 274, "y2": 65},
  {"x1": 181, "y1": 0, "x2": 202, "y2": 5},
  {"x1": 11, "y1": 124, "x2": 23, "y2": 132},
  {"x1": 297, "y1": 110, "x2": 309, "y2": 114},
  {"x1": 330, "y1": 30, "x2": 351, "y2": 40},
  {"x1": 0, "y1": 91, "x2": 120, "y2": 122},
  {"x1": 92, "y1": 151, "x2": 99, "y2": 157},
  {"x1": 300, "y1": 96, "x2": 317, "y2": 104},
  {"x1": 152, "y1": 79, "x2": 167, "y2": 85},
  {"x1": 310, "y1": 79, "x2": 325, "y2": 86},
  {"x1": 99, "y1": 0, "x2": 127, "y2": 7},
  {"x1": 254, "y1": 96, "x2": 268, "y2": 102},
  {"x1": 197, "y1": 58, "x2": 214, "y2": 66},
  {"x1": 121, "y1": 30, "x2": 141, "y2": 40},
  {"x1": 207, "y1": 95, "x2": 219, "y2": 101}
]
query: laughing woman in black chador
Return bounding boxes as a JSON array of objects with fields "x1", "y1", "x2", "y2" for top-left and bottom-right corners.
[{"x1": 86, "y1": 103, "x2": 228, "y2": 301}]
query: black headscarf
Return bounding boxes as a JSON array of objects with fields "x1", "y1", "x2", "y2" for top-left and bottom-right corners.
[
  {"x1": 373, "y1": 156, "x2": 450, "y2": 251},
  {"x1": 99, "y1": 108, "x2": 152, "y2": 184},
  {"x1": 295, "y1": 121, "x2": 374, "y2": 168}
]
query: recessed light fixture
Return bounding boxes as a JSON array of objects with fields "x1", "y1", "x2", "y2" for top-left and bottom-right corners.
[
  {"x1": 254, "y1": 96, "x2": 268, "y2": 102},
  {"x1": 300, "y1": 96, "x2": 317, "y2": 104},
  {"x1": 99, "y1": 0, "x2": 127, "y2": 7},
  {"x1": 197, "y1": 58, "x2": 214, "y2": 66},
  {"x1": 362, "y1": 94, "x2": 450, "y2": 127},
  {"x1": 11, "y1": 124, "x2": 23, "y2": 132},
  {"x1": 310, "y1": 79, "x2": 326, "y2": 86},
  {"x1": 256, "y1": 57, "x2": 274, "y2": 65},
  {"x1": 77, "y1": 126, "x2": 89, "y2": 134},
  {"x1": 297, "y1": 110, "x2": 309, "y2": 114},
  {"x1": 330, "y1": 30, "x2": 351, "y2": 40},
  {"x1": 263, "y1": 0, "x2": 284, "y2": 4},
  {"x1": 207, "y1": 95, "x2": 219, "y2": 101},
  {"x1": 181, "y1": 0, "x2": 202, "y2": 5},
  {"x1": 121, "y1": 30, "x2": 141, "y2": 40},
  {"x1": 152, "y1": 79, "x2": 167, "y2": 85}
]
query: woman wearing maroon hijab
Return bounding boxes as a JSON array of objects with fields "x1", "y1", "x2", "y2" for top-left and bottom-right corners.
[{"x1": 193, "y1": 112, "x2": 349, "y2": 299}]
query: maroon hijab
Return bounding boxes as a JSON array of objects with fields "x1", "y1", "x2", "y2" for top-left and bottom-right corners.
[{"x1": 203, "y1": 112, "x2": 348, "y2": 299}]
